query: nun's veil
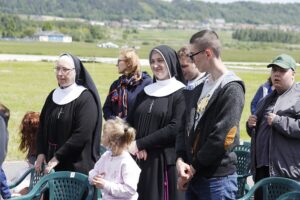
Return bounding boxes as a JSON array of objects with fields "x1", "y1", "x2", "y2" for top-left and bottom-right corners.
[
  {"x1": 61, "y1": 53, "x2": 102, "y2": 162},
  {"x1": 149, "y1": 45, "x2": 185, "y2": 84}
]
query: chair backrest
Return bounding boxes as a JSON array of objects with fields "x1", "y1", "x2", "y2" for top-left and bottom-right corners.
[
  {"x1": 234, "y1": 145, "x2": 251, "y2": 176},
  {"x1": 28, "y1": 168, "x2": 46, "y2": 191},
  {"x1": 44, "y1": 171, "x2": 94, "y2": 200},
  {"x1": 10, "y1": 171, "x2": 94, "y2": 200},
  {"x1": 238, "y1": 177, "x2": 300, "y2": 200},
  {"x1": 233, "y1": 142, "x2": 252, "y2": 198},
  {"x1": 99, "y1": 145, "x2": 107, "y2": 156},
  {"x1": 9, "y1": 167, "x2": 48, "y2": 191},
  {"x1": 277, "y1": 191, "x2": 300, "y2": 200}
]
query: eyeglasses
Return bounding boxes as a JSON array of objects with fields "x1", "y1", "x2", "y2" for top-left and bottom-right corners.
[
  {"x1": 188, "y1": 49, "x2": 205, "y2": 61},
  {"x1": 117, "y1": 59, "x2": 126, "y2": 65},
  {"x1": 54, "y1": 67, "x2": 75, "y2": 74}
]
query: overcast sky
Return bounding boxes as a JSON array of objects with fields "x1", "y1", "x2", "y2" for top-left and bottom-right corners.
[{"x1": 201, "y1": 0, "x2": 300, "y2": 3}]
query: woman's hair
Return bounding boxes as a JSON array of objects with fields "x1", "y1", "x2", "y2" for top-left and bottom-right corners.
[
  {"x1": 268, "y1": 76, "x2": 273, "y2": 86},
  {"x1": 19, "y1": 112, "x2": 40, "y2": 156},
  {"x1": 119, "y1": 48, "x2": 141, "y2": 77},
  {"x1": 103, "y1": 117, "x2": 135, "y2": 155}
]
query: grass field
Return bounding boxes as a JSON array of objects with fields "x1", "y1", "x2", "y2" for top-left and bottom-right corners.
[
  {"x1": 1, "y1": 28, "x2": 300, "y2": 160},
  {"x1": 1, "y1": 29, "x2": 300, "y2": 62}
]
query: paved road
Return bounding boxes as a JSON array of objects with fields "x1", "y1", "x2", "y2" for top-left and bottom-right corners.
[{"x1": 0, "y1": 53, "x2": 271, "y2": 71}]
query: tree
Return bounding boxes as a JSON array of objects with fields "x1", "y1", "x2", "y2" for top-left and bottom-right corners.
[{"x1": 42, "y1": 22, "x2": 53, "y2": 31}]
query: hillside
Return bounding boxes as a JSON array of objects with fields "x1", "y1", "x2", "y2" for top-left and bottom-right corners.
[{"x1": 0, "y1": 0, "x2": 300, "y2": 25}]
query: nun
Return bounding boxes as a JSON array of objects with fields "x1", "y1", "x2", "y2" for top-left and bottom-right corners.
[
  {"x1": 128, "y1": 45, "x2": 186, "y2": 200},
  {"x1": 35, "y1": 53, "x2": 102, "y2": 175}
]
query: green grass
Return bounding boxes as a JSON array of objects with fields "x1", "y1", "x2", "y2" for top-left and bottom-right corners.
[{"x1": 1, "y1": 29, "x2": 300, "y2": 62}]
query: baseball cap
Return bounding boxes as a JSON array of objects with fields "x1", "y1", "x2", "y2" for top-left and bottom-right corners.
[{"x1": 267, "y1": 54, "x2": 296, "y2": 71}]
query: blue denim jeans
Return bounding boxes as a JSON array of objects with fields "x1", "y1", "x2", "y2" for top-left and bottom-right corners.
[
  {"x1": 185, "y1": 173, "x2": 238, "y2": 200},
  {"x1": 0, "y1": 168, "x2": 11, "y2": 199}
]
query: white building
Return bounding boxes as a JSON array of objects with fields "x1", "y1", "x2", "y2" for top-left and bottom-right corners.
[{"x1": 33, "y1": 31, "x2": 72, "y2": 43}]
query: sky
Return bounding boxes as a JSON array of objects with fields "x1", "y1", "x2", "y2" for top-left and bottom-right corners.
[{"x1": 201, "y1": 0, "x2": 300, "y2": 3}]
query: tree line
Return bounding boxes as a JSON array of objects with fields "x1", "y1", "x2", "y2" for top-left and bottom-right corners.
[
  {"x1": 0, "y1": 14, "x2": 107, "y2": 42},
  {"x1": 232, "y1": 29, "x2": 300, "y2": 44},
  {"x1": 0, "y1": 0, "x2": 300, "y2": 25},
  {"x1": 2, "y1": 12, "x2": 300, "y2": 45}
]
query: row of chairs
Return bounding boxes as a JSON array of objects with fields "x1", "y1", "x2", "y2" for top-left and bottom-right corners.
[
  {"x1": 7, "y1": 142, "x2": 300, "y2": 200},
  {"x1": 8, "y1": 169, "x2": 95, "y2": 200},
  {"x1": 233, "y1": 141, "x2": 300, "y2": 200},
  {"x1": 238, "y1": 176, "x2": 300, "y2": 200}
]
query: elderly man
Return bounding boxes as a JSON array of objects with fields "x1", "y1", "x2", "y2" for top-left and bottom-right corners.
[{"x1": 247, "y1": 54, "x2": 299, "y2": 199}]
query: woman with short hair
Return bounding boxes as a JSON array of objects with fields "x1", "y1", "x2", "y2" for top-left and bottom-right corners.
[{"x1": 103, "y1": 48, "x2": 152, "y2": 120}]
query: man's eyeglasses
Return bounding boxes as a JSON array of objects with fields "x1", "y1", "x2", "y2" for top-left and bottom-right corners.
[
  {"x1": 54, "y1": 67, "x2": 75, "y2": 74},
  {"x1": 188, "y1": 49, "x2": 205, "y2": 61}
]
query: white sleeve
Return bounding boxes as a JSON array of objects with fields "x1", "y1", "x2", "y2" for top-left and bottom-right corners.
[
  {"x1": 88, "y1": 151, "x2": 108, "y2": 183},
  {"x1": 103, "y1": 155, "x2": 141, "y2": 198}
]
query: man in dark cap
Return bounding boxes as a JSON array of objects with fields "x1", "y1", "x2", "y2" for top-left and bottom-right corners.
[{"x1": 247, "y1": 54, "x2": 300, "y2": 199}]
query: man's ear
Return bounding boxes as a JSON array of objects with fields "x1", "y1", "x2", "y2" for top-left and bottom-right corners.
[{"x1": 205, "y1": 48, "x2": 213, "y2": 59}]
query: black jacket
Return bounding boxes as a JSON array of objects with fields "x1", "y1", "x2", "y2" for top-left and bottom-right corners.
[{"x1": 177, "y1": 72, "x2": 245, "y2": 178}]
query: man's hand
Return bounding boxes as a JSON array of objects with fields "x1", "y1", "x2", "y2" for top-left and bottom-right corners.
[
  {"x1": 176, "y1": 158, "x2": 195, "y2": 180},
  {"x1": 267, "y1": 112, "x2": 277, "y2": 126},
  {"x1": 247, "y1": 115, "x2": 257, "y2": 128},
  {"x1": 177, "y1": 176, "x2": 189, "y2": 191}
]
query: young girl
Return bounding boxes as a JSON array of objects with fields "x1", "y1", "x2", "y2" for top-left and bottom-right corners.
[
  {"x1": 88, "y1": 117, "x2": 141, "y2": 200},
  {"x1": 11, "y1": 111, "x2": 40, "y2": 196},
  {"x1": 19, "y1": 111, "x2": 40, "y2": 166}
]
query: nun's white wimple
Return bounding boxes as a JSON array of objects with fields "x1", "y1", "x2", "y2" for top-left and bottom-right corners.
[{"x1": 58, "y1": 54, "x2": 75, "y2": 69}]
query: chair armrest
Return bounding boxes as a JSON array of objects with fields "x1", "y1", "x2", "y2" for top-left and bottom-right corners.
[
  {"x1": 9, "y1": 181, "x2": 49, "y2": 200},
  {"x1": 8, "y1": 167, "x2": 33, "y2": 189}
]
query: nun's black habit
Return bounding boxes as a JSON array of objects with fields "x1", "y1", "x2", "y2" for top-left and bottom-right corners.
[
  {"x1": 127, "y1": 45, "x2": 185, "y2": 200},
  {"x1": 36, "y1": 53, "x2": 102, "y2": 174}
]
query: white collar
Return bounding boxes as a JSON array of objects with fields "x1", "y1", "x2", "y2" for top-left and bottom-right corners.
[
  {"x1": 144, "y1": 77, "x2": 185, "y2": 97},
  {"x1": 52, "y1": 83, "x2": 86, "y2": 105}
]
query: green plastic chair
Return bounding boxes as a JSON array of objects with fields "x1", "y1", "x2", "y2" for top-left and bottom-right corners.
[
  {"x1": 233, "y1": 141, "x2": 252, "y2": 198},
  {"x1": 99, "y1": 145, "x2": 107, "y2": 156},
  {"x1": 238, "y1": 177, "x2": 300, "y2": 200},
  {"x1": 10, "y1": 171, "x2": 95, "y2": 200},
  {"x1": 9, "y1": 166, "x2": 49, "y2": 193},
  {"x1": 277, "y1": 191, "x2": 300, "y2": 200}
]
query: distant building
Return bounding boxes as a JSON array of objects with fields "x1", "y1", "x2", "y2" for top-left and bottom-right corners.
[
  {"x1": 97, "y1": 42, "x2": 119, "y2": 48},
  {"x1": 33, "y1": 31, "x2": 72, "y2": 43}
]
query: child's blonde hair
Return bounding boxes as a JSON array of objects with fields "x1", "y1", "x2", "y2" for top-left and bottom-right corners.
[{"x1": 103, "y1": 117, "x2": 135, "y2": 155}]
